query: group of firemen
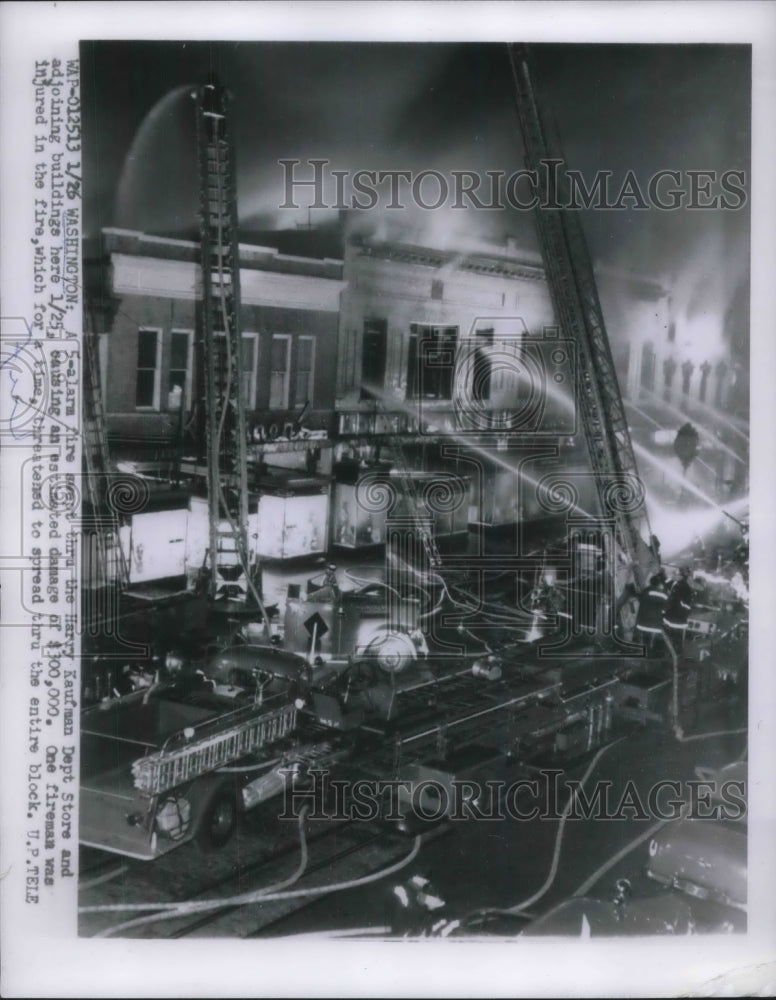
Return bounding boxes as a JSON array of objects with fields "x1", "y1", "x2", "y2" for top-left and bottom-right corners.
[
  {"x1": 526, "y1": 555, "x2": 697, "y2": 659},
  {"x1": 633, "y1": 564, "x2": 695, "y2": 657}
]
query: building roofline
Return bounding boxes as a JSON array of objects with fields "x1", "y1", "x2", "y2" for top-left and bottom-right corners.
[
  {"x1": 352, "y1": 238, "x2": 547, "y2": 282},
  {"x1": 99, "y1": 227, "x2": 344, "y2": 269},
  {"x1": 351, "y1": 235, "x2": 667, "y2": 296}
]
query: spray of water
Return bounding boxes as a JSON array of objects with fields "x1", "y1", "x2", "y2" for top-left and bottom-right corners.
[
  {"x1": 632, "y1": 439, "x2": 730, "y2": 514},
  {"x1": 358, "y1": 381, "x2": 597, "y2": 522},
  {"x1": 648, "y1": 494, "x2": 749, "y2": 559},
  {"x1": 114, "y1": 84, "x2": 198, "y2": 231},
  {"x1": 639, "y1": 385, "x2": 748, "y2": 455},
  {"x1": 673, "y1": 389, "x2": 749, "y2": 443},
  {"x1": 623, "y1": 398, "x2": 663, "y2": 431},
  {"x1": 624, "y1": 399, "x2": 719, "y2": 481}
]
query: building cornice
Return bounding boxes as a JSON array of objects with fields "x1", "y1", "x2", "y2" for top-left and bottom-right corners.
[{"x1": 110, "y1": 252, "x2": 345, "y2": 313}]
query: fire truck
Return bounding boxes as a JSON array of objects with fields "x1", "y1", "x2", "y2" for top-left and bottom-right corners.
[
  {"x1": 79, "y1": 568, "x2": 634, "y2": 860},
  {"x1": 80, "y1": 674, "x2": 299, "y2": 859}
]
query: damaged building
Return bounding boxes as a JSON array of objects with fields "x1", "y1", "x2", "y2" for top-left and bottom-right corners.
[{"x1": 84, "y1": 225, "x2": 679, "y2": 587}]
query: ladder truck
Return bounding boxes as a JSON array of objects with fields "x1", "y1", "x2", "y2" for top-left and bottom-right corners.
[
  {"x1": 79, "y1": 83, "x2": 289, "y2": 861},
  {"x1": 507, "y1": 44, "x2": 657, "y2": 601}
]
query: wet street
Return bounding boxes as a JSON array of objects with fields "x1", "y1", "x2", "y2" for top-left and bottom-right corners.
[{"x1": 245, "y1": 699, "x2": 747, "y2": 939}]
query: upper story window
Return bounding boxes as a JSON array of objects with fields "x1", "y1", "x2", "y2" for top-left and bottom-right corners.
[
  {"x1": 699, "y1": 360, "x2": 712, "y2": 403},
  {"x1": 662, "y1": 356, "x2": 677, "y2": 403},
  {"x1": 640, "y1": 341, "x2": 656, "y2": 393},
  {"x1": 681, "y1": 360, "x2": 694, "y2": 396},
  {"x1": 168, "y1": 329, "x2": 193, "y2": 410},
  {"x1": 295, "y1": 335, "x2": 315, "y2": 408},
  {"x1": 407, "y1": 324, "x2": 458, "y2": 400},
  {"x1": 472, "y1": 327, "x2": 494, "y2": 402},
  {"x1": 269, "y1": 334, "x2": 291, "y2": 409},
  {"x1": 213, "y1": 331, "x2": 258, "y2": 409},
  {"x1": 241, "y1": 332, "x2": 258, "y2": 408},
  {"x1": 136, "y1": 328, "x2": 161, "y2": 409},
  {"x1": 361, "y1": 319, "x2": 387, "y2": 400}
]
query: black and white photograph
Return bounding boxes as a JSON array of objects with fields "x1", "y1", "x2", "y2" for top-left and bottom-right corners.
[{"x1": 2, "y1": 3, "x2": 775, "y2": 997}]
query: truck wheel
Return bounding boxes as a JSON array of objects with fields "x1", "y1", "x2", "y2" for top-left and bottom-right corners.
[{"x1": 196, "y1": 788, "x2": 237, "y2": 851}]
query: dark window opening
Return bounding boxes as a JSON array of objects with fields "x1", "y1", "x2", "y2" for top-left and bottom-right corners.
[
  {"x1": 662, "y1": 356, "x2": 677, "y2": 402},
  {"x1": 714, "y1": 360, "x2": 727, "y2": 407},
  {"x1": 407, "y1": 324, "x2": 458, "y2": 400},
  {"x1": 136, "y1": 329, "x2": 159, "y2": 408},
  {"x1": 699, "y1": 361, "x2": 711, "y2": 403},
  {"x1": 472, "y1": 327, "x2": 494, "y2": 403},
  {"x1": 640, "y1": 341, "x2": 656, "y2": 393},
  {"x1": 361, "y1": 319, "x2": 387, "y2": 401},
  {"x1": 681, "y1": 360, "x2": 694, "y2": 396},
  {"x1": 269, "y1": 334, "x2": 291, "y2": 409},
  {"x1": 295, "y1": 336, "x2": 315, "y2": 407}
]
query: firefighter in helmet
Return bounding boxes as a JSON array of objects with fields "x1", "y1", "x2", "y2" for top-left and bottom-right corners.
[
  {"x1": 663, "y1": 565, "x2": 694, "y2": 653},
  {"x1": 635, "y1": 574, "x2": 668, "y2": 654}
]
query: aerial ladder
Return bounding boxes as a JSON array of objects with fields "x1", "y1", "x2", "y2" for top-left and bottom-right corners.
[
  {"x1": 194, "y1": 81, "x2": 270, "y2": 630},
  {"x1": 82, "y1": 324, "x2": 130, "y2": 624},
  {"x1": 507, "y1": 44, "x2": 656, "y2": 598},
  {"x1": 131, "y1": 699, "x2": 297, "y2": 795}
]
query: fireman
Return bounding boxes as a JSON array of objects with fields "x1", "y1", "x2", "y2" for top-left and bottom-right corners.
[
  {"x1": 529, "y1": 571, "x2": 569, "y2": 620},
  {"x1": 634, "y1": 574, "x2": 668, "y2": 654},
  {"x1": 662, "y1": 565, "x2": 694, "y2": 652}
]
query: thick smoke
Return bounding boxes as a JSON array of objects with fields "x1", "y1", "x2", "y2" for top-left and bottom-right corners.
[{"x1": 88, "y1": 40, "x2": 749, "y2": 363}]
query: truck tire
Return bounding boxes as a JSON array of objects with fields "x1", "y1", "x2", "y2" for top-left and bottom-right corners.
[{"x1": 196, "y1": 787, "x2": 237, "y2": 851}]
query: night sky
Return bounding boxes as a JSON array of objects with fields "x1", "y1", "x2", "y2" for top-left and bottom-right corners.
[{"x1": 80, "y1": 40, "x2": 750, "y2": 355}]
